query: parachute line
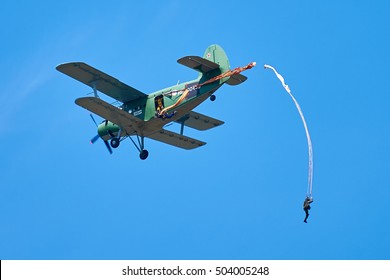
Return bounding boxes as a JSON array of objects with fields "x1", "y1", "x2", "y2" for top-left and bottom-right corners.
[
  {"x1": 157, "y1": 62, "x2": 256, "y2": 118},
  {"x1": 264, "y1": 64, "x2": 314, "y2": 198}
]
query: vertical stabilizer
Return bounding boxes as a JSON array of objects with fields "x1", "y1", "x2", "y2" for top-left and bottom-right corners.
[{"x1": 202, "y1": 44, "x2": 230, "y2": 74}]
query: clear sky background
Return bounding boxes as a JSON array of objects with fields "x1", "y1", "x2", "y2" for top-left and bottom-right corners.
[{"x1": 1, "y1": 0, "x2": 389, "y2": 260}]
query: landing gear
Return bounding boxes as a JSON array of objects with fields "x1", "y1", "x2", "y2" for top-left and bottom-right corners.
[
  {"x1": 110, "y1": 137, "x2": 120, "y2": 148},
  {"x1": 109, "y1": 128, "x2": 122, "y2": 149},
  {"x1": 210, "y1": 94, "x2": 216, "y2": 102},
  {"x1": 129, "y1": 134, "x2": 149, "y2": 160},
  {"x1": 139, "y1": 149, "x2": 149, "y2": 160}
]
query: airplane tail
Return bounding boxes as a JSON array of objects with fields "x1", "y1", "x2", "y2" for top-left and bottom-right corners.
[
  {"x1": 178, "y1": 44, "x2": 249, "y2": 85},
  {"x1": 202, "y1": 44, "x2": 248, "y2": 86},
  {"x1": 202, "y1": 44, "x2": 230, "y2": 74}
]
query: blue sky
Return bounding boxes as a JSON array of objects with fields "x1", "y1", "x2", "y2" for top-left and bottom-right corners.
[{"x1": 1, "y1": 0, "x2": 389, "y2": 259}]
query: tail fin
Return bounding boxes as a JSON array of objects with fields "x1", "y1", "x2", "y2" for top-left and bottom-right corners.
[{"x1": 202, "y1": 44, "x2": 230, "y2": 73}]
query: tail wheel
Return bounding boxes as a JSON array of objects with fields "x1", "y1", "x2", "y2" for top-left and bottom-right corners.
[
  {"x1": 210, "y1": 95, "x2": 216, "y2": 101},
  {"x1": 139, "y1": 149, "x2": 149, "y2": 160}
]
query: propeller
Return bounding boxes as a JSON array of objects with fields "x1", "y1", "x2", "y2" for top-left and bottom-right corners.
[
  {"x1": 103, "y1": 140, "x2": 113, "y2": 154},
  {"x1": 90, "y1": 134, "x2": 100, "y2": 144},
  {"x1": 89, "y1": 114, "x2": 113, "y2": 154}
]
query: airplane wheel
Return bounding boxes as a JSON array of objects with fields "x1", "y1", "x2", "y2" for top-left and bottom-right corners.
[
  {"x1": 139, "y1": 149, "x2": 149, "y2": 160},
  {"x1": 210, "y1": 95, "x2": 216, "y2": 101},
  {"x1": 110, "y1": 138, "x2": 120, "y2": 148}
]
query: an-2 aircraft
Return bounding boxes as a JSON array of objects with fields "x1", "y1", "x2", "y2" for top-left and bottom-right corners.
[{"x1": 57, "y1": 44, "x2": 255, "y2": 160}]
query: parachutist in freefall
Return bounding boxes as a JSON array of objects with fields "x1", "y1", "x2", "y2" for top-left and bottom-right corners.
[{"x1": 303, "y1": 197, "x2": 313, "y2": 223}]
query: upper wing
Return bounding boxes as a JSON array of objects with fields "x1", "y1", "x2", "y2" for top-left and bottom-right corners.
[
  {"x1": 57, "y1": 62, "x2": 147, "y2": 103},
  {"x1": 75, "y1": 97, "x2": 144, "y2": 136},
  {"x1": 177, "y1": 56, "x2": 220, "y2": 74},
  {"x1": 176, "y1": 111, "x2": 224, "y2": 131},
  {"x1": 147, "y1": 129, "x2": 206, "y2": 150}
]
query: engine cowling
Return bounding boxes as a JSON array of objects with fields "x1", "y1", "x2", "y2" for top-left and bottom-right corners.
[{"x1": 97, "y1": 120, "x2": 120, "y2": 138}]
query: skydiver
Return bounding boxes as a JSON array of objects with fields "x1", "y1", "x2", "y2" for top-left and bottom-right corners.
[
  {"x1": 303, "y1": 197, "x2": 313, "y2": 223},
  {"x1": 155, "y1": 107, "x2": 162, "y2": 118}
]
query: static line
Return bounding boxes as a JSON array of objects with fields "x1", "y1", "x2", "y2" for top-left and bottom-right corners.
[
  {"x1": 157, "y1": 62, "x2": 256, "y2": 118},
  {"x1": 264, "y1": 64, "x2": 314, "y2": 198}
]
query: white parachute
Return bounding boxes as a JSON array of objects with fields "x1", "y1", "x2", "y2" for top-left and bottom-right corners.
[{"x1": 264, "y1": 64, "x2": 314, "y2": 199}]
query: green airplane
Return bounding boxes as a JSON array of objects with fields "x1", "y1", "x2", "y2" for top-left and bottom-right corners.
[{"x1": 56, "y1": 44, "x2": 255, "y2": 160}]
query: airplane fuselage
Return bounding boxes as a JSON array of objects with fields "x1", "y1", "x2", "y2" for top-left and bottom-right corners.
[{"x1": 98, "y1": 74, "x2": 223, "y2": 139}]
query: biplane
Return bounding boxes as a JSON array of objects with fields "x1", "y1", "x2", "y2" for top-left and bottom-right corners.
[{"x1": 56, "y1": 44, "x2": 255, "y2": 160}]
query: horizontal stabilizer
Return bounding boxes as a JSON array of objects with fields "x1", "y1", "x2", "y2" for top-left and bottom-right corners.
[
  {"x1": 176, "y1": 111, "x2": 224, "y2": 131},
  {"x1": 57, "y1": 62, "x2": 147, "y2": 103},
  {"x1": 147, "y1": 129, "x2": 206, "y2": 150},
  {"x1": 226, "y1": 73, "x2": 247, "y2": 85},
  {"x1": 177, "y1": 56, "x2": 220, "y2": 74}
]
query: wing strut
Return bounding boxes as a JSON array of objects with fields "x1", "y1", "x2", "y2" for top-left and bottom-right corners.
[{"x1": 92, "y1": 81, "x2": 99, "y2": 98}]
